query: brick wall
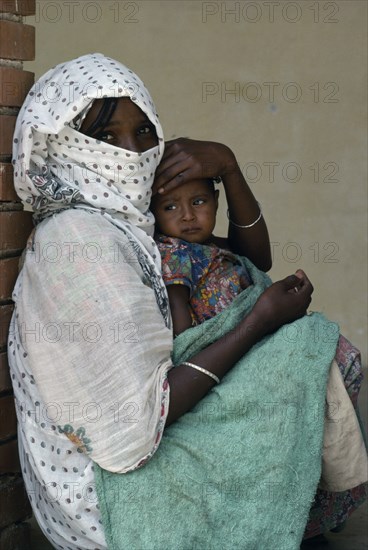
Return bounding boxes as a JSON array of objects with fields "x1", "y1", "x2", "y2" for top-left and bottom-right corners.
[{"x1": 0, "y1": 1, "x2": 35, "y2": 548}]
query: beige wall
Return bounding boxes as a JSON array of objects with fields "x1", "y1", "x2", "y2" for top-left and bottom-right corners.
[{"x1": 24, "y1": 0, "x2": 367, "y2": 361}]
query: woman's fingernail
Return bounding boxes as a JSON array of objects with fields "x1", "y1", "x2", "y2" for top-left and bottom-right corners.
[{"x1": 158, "y1": 187, "x2": 164, "y2": 194}]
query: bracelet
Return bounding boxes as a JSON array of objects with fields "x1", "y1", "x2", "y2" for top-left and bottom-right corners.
[
  {"x1": 227, "y1": 202, "x2": 262, "y2": 229},
  {"x1": 181, "y1": 361, "x2": 220, "y2": 384}
]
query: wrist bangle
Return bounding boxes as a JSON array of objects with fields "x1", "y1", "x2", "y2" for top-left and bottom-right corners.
[
  {"x1": 227, "y1": 202, "x2": 262, "y2": 229},
  {"x1": 181, "y1": 361, "x2": 220, "y2": 384}
]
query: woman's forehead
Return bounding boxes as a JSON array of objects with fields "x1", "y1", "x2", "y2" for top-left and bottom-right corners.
[{"x1": 81, "y1": 97, "x2": 148, "y2": 130}]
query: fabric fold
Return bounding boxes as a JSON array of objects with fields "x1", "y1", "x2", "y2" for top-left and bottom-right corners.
[
  {"x1": 320, "y1": 360, "x2": 368, "y2": 491},
  {"x1": 12, "y1": 209, "x2": 173, "y2": 473}
]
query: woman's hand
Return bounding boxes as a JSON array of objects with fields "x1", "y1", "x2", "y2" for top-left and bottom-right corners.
[
  {"x1": 152, "y1": 138, "x2": 236, "y2": 195},
  {"x1": 249, "y1": 270, "x2": 313, "y2": 336},
  {"x1": 152, "y1": 137, "x2": 272, "y2": 271},
  {"x1": 166, "y1": 270, "x2": 313, "y2": 426}
]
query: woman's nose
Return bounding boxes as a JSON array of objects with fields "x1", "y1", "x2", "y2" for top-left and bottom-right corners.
[{"x1": 117, "y1": 135, "x2": 141, "y2": 152}]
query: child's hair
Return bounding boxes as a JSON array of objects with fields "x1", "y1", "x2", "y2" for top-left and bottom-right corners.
[{"x1": 206, "y1": 178, "x2": 216, "y2": 194}]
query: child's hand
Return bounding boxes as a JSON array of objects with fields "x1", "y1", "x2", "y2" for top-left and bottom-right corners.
[{"x1": 152, "y1": 138, "x2": 237, "y2": 195}]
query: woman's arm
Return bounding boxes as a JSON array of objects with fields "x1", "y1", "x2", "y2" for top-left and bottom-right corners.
[
  {"x1": 153, "y1": 138, "x2": 272, "y2": 271},
  {"x1": 165, "y1": 270, "x2": 313, "y2": 426},
  {"x1": 221, "y1": 159, "x2": 272, "y2": 271}
]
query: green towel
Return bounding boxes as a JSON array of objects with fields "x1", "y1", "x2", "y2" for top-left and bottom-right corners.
[{"x1": 95, "y1": 259, "x2": 339, "y2": 550}]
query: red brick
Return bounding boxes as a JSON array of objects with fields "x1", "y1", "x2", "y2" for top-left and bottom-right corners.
[
  {"x1": 0, "y1": 114, "x2": 16, "y2": 156},
  {"x1": 0, "y1": 475, "x2": 32, "y2": 529},
  {"x1": 0, "y1": 20, "x2": 35, "y2": 61},
  {"x1": 0, "y1": 352, "x2": 12, "y2": 393},
  {"x1": 0, "y1": 210, "x2": 33, "y2": 251},
  {"x1": 0, "y1": 257, "x2": 20, "y2": 300},
  {"x1": 0, "y1": 304, "x2": 13, "y2": 348},
  {"x1": 0, "y1": 67, "x2": 34, "y2": 107},
  {"x1": 0, "y1": 438, "x2": 20, "y2": 474},
  {"x1": 0, "y1": 163, "x2": 18, "y2": 201},
  {"x1": 0, "y1": 0, "x2": 35, "y2": 15},
  {"x1": 0, "y1": 394, "x2": 17, "y2": 441}
]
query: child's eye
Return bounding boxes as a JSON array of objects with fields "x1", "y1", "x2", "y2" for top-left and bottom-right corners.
[
  {"x1": 164, "y1": 204, "x2": 176, "y2": 211},
  {"x1": 193, "y1": 198, "x2": 205, "y2": 206}
]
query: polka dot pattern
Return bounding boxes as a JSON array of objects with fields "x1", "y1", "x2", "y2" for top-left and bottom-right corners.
[
  {"x1": 12, "y1": 53, "x2": 164, "y2": 238},
  {"x1": 9, "y1": 331, "x2": 107, "y2": 549},
  {"x1": 8, "y1": 53, "x2": 172, "y2": 550}
]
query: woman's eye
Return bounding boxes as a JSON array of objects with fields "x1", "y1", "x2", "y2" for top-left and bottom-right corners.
[
  {"x1": 96, "y1": 131, "x2": 115, "y2": 142},
  {"x1": 138, "y1": 124, "x2": 154, "y2": 135}
]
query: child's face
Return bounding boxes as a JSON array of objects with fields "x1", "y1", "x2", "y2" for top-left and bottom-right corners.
[{"x1": 151, "y1": 179, "x2": 219, "y2": 244}]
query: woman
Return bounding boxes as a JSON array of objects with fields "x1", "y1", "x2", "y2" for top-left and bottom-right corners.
[{"x1": 9, "y1": 53, "x2": 366, "y2": 549}]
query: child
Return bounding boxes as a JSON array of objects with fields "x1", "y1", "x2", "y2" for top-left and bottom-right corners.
[{"x1": 151, "y1": 177, "x2": 257, "y2": 335}]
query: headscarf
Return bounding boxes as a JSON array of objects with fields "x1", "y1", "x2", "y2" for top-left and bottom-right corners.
[{"x1": 12, "y1": 52, "x2": 164, "y2": 265}]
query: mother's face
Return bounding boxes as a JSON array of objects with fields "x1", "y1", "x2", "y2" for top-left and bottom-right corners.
[{"x1": 80, "y1": 97, "x2": 158, "y2": 153}]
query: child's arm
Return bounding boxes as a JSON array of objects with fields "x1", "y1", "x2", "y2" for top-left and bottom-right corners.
[
  {"x1": 167, "y1": 285, "x2": 193, "y2": 336},
  {"x1": 152, "y1": 138, "x2": 272, "y2": 272}
]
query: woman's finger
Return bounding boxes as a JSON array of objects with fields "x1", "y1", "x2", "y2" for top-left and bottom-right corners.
[
  {"x1": 287, "y1": 270, "x2": 313, "y2": 293},
  {"x1": 282, "y1": 274, "x2": 304, "y2": 291},
  {"x1": 154, "y1": 144, "x2": 192, "y2": 183},
  {"x1": 153, "y1": 158, "x2": 186, "y2": 190},
  {"x1": 154, "y1": 153, "x2": 188, "y2": 181},
  {"x1": 294, "y1": 269, "x2": 305, "y2": 280},
  {"x1": 296, "y1": 271, "x2": 314, "y2": 295},
  {"x1": 152, "y1": 160, "x2": 193, "y2": 194},
  {"x1": 153, "y1": 165, "x2": 199, "y2": 195}
]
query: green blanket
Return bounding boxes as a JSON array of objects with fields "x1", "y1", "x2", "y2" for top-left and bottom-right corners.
[{"x1": 95, "y1": 259, "x2": 339, "y2": 550}]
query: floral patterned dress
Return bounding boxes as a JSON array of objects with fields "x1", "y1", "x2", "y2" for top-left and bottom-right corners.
[{"x1": 156, "y1": 234, "x2": 251, "y2": 324}]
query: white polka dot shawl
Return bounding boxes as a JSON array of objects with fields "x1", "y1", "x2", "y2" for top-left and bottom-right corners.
[
  {"x1": 12, "y1": 53, "x2": 164, "y2": 237},
  {"x1": 9, "y1": 54, "x2": 174, "y2": 474}
]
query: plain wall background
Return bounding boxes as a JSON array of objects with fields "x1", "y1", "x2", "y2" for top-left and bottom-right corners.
[{"x1": 23, "y1": 0, "x2": 367, "y2": 361}]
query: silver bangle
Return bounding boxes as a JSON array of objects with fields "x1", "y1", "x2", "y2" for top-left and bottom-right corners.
[
  {"x1": 181, "y1": 361, "x2": 220, "y2": 384},
  {"x1": 227, "y1": 202, "x2": 262, "y2": 229}
]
